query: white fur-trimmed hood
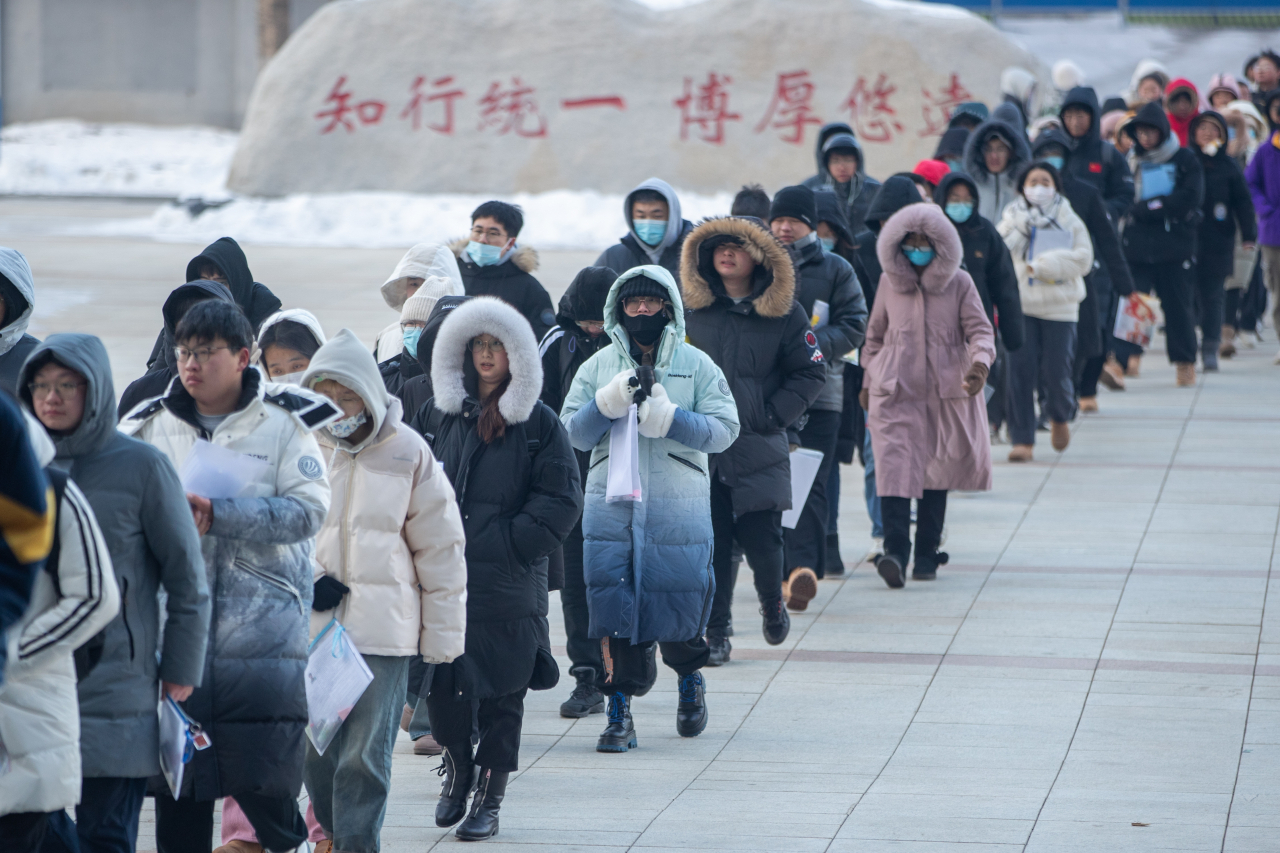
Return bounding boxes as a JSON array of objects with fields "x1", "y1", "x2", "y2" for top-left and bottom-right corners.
[{"x1": 430, "y1": 296, "x2": 542, "y2": 424}]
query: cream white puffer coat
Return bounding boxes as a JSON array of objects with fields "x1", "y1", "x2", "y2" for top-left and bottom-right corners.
[
  {"x1": 997, "y1": 193, "x2": 1094, "y2": 323},
  {"x1": 304, "y1": 329, "x2": 467, "y2": 662}
]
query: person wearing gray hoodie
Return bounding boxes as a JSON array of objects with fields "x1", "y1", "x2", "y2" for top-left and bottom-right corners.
[
  {"x1": 18, "y1": 333, "x2": 210, "y2": 853},
  {"x1": 595, "y1": 178, "x2": 694, "y2": 283},
  {"x1": 801, "y1": 122, "x2": 883, "y2": 235},
  {"x1": 0, "y1": 247, "x2": 40, "y2": 396}
]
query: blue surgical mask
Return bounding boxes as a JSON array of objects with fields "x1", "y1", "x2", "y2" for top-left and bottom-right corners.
[
  {"x1": 820, "y1": 237, "x2": 836, "y2": 252},
  {"x1": 467, "y1": 240, "x2": 503, "y2": 267},
  {"x1": 1228, "y1": 126, "x2": 1237, "y2": 141},
  {"x1": 1044, "y1": 156, "x2": 1065, "y2": 171},
  {"x1": 328, "y1": 409, "x2": 368, "y2": 439},
  {"x1": 633, "y1": 219, "x2": 667, "y2": 246},
  {"x1": 903, "y1": 246, "x2": 935, "y2": 266},
  {"x1": 402, "y1": 326, "x2": 423, "y2": 359},
  {"x1": 945, "y1": 201, "x2": 974, "y2": 223}
]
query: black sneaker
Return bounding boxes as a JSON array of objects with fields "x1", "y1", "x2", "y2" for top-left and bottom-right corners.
[
  {"x1": 676, "y1": 672, "x2": 708, "y2": 737},
  {"x1": 559, "y1": 666, "x2": 604, "y2": 718},
  {"x1": 876, "y1": 553, "x2": 905, "y2": 589},
  {"x1": 760, "y1": 595, "x2": 790, "y2": 645},
  {"x1": 825, "y1": 532, "x2": 846, "y2": 577},
  {"x1": 596, "y1": 692, "x2": 637, "y2": 753},
  {"x1": 706, "y1": 633, "x2": 731, "y2": 666}
]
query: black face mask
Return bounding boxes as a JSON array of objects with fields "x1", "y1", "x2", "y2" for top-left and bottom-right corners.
[{"x1": 623, "y1": 311, "x2": 668, "y2": 346}]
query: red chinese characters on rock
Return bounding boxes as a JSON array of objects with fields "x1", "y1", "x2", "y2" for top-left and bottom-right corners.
[
  {"x1": 841, "y1": 74, "x2": 903, "y2": 144},
  {"x1": 477, "y1": 77, "x2": 547, "y2": 138},
  {"x1": 401, "y1": 75, "x2": 466, "y2": 134},
  {"x1": 674, "y1": 73, "x2": 741, "y2": 145},
  {"x1": 315, "y1": 77, "x2": 387, "y2": 134},
  {"x1": 754, "y1": 70, "x2": 822, "y2": 145},
  {"x1": 918, "y1": 74, "x2": 973, "y2": 138}
]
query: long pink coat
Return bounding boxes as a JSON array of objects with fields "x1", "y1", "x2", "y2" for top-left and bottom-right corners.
[{"x1": 863, "y1": 204, "x2": 996, "y2": 499}]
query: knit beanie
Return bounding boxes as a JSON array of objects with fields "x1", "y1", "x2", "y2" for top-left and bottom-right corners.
[
  {"x1": 913, "y1": 159, "x2": 950, "y2": 188},
  {"x1": 401, "y1": 292, "x2": 437, "y2": 324},
  {"x1": 769, "y1": 185, "x2": 817, "y2": 227},
  {"x1": 616, "y1": 274, "x2": 669, "y2": 304}
]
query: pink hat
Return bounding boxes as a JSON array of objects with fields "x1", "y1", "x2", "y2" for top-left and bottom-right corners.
[{"x1": 1207, "y1": 73, "x2": 1240, "y2": 104}]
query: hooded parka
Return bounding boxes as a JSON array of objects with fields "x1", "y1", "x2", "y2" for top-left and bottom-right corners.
[
  {"x1": 120, "y1": 368, "x2": 331, "y2": 801},
  {"x1": 1164, "y1": 78, "x2": 1201, "y2": 148},
  {"x1": 1123, "y1": 102, "x2": 1207, "y2": 265},
  {"x1": 1191, "y1": 111, "x2": 1258, "y2": 280},
  {"x1": 856, "y1": 176, "x2": 928, "y2": 299},
  {"x1": 304, "y1": 329, "x2": 468, "y2": 662},
  {"x1": 1059, "y1": 86, "x2": 1136, "y2": 221},
  {"x1": 560, "y1": 267, "x2": 739, "y2": 644},
  {"x1": 595, "y1": 179, "x2": 694, "y2": 282},
  {"x1": 681, "y1": 217, "x2": 827, "y2": 516},
  {"x1": 18, "y1": 334, "x2": 210, "y2": 780},
  {"x1": 998, "y1": 190, "x2": 1094, "y2": 323},
  {"x1": 451, "y1": 240, "x2": 556, "y2": 341},
  {"x1": 185, "y1": 237, "x2": 282, "y2": 333},
  {"x1": 862, "y1": 204, "x2": 996, "y2": 498},
  {"x1": 257, "y1": 309, "x2": 326, "y2": 383},
  {"x1": 802, "y1": 125, "x2": 884, "y2": 235},
  {"x1": 374, "y1": 243, "x2": 465, "y2": 362},
  {"x1": 398, "y1": 295, "x2": 471, "y2": 421},
  {"x1": 963, "y1": 116, "x2": 1034, "y2": 224},
  {"x1": 539, "y1": 266, "x2": 616, "y2": 417},
  {"x1": 0, "y1": 248, "x2": 40, "y2": 396},
  {"x1": 411, "y1": 298, "x2": 581, "y2": 699}
]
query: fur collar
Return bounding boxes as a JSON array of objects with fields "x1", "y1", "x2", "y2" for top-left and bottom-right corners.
[
  {"x1": 876, "y1": 204, "x2": 965, "y2": 295},
  {"x1": 678, "y1": 217, "x2": 795, "y2": 318},
  {"x1": 429, "y1": 296, "x2": 542, "y2": 424},
  {"x1": 449, "y1": 237, "x2": 540, "y2": 273}
]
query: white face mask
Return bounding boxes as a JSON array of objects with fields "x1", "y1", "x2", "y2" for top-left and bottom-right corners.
[
  {"x1": 1024, "y1": 185, "x2": 1056, "y2": 209},
  {"x1": 274, "y1": 371, "x2": 304, "y2": 386},
  {"x1": 1201, "y1": 141, "x2": 1221, "y2": 157},
  {"x1": 327, "y1": 409, "x2": 368, "y2": 439}
]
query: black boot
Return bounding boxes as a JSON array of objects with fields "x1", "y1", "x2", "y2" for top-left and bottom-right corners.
[
  {"x1": 706, "y1": 632, "x2": 731, "y2": 666},
  {"x1": 825, "y1": 531, "x2": 846, "y2": 577},
  {"x1": 676, "y1": 671, "x2": 708, "y2": 737},
  {"x1": 876, "y1": 553, "x2": 905, "y2": 588},
  {"x1": 912, "y1": 550, "x2": 949, "y2": 581},
  {"x1": 760, "y1": 594, "x2": 790, "y2": 645},
  {"x1": 434, "y1": 744, "x2": 476, "y2": 827},
  {"x1": 596, "y1": 691, "x2": 637, "y2": 753},
  {"x1": 455, "y1": 768, "x2": 508, "y2": 841},
  {"x1": 559, "y1": 666, "x2": 604, "y2": 718}
]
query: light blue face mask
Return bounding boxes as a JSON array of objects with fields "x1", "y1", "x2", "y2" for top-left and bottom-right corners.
[
  {"x1": 402, "y1": 326, "x2": 423, "y2": 359},
  {"x1": 903, "y1": 246, "x2": 935, "y2": 267},
  {"x1": 467, "y1": 240, "x2": 503, "y2": 267},
  {"x1": 945, "y1": 201, "x2": 974, "y2": 223},
  {"x1": 820, "y1": 237, "x2": 837, "y2": 252},
  {"x1": 633, "y1": 219, "x2": 667, "y2": 247},
  {"x1": 1044, "y1": 156, "x2": 1065, "y2": 171}
]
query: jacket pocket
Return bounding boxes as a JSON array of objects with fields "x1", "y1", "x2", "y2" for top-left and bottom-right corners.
[
  {"x1": 667, "y1": 453, "x2": 705, "y2": 476},
  {"x1": 935, "y1": 343, "x2": 969, "y2": 399},
  {"x1": 234, "y1": 559, "x2": 307, "y2": 616}
]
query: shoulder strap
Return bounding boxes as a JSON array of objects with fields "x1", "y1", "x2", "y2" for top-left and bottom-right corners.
[{"x1": 421, "y1": 405, "x2": 444, "y2": 451}]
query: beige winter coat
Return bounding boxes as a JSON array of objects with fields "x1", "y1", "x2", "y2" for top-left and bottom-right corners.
[{"x1": 998, "y1": 194, "x2": 1094, "y2": 323}]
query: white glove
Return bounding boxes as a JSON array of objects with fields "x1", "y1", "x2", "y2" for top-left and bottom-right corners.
[
  {"x1": 637, "y1": 382, "x2": 678, "y2": 439},
  {"x1": 596, "y1": 369, "x2": 637, "y2": 420}
]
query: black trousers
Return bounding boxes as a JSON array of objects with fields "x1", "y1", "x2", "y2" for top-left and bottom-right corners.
[
  {"x1": 708, "y1": 476, "x2": 784, "y2": 633},
  {"x1": 784, "y1": 409, "x2": 841, "y2": 579},
  {"x1": 882, "y1": 491, "x2": 947, "y2": 568},
  {"x1": 41, "y1": 776, "x2": 148, "y2": 853},
  {"x1": 596, "y1": 635, "x2": 709, "y2": 695},
  {"x1": 1132, "y1": 260, "x2": 1198, "y2": 364},
  {"x1": 2, "y1": 812, "x2": 49, "y2": 853},
  {"x1": 1008, "y1": 318, "x2": 1076, "y2": 446},
  {"x1": 987, "y1": 336, "x2": 1009, "y2": 430},
  {"x1": 154, "y1": 791, "x2": 305, "y2": 853},
  {"x1": 426, "y1": 687, "x2": 527, "y2": 773},
  {"x1": 1194, "y1": 267, "x2": 1226, "y2": 347},
  {"x1": 560, "y1": 518, "x2": 603, "y2": 673}
]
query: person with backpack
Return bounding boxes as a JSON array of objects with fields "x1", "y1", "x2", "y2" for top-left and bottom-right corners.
[{"x1": 19, "y1": 334, "x2": 211, "y2": 853}]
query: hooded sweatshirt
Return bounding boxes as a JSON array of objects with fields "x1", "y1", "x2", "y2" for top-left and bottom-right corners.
[
  {"x1": 802, "y1": 123, "x2": 883, "y2": 234},
  {"x1": 257, "y1": 309, "x2": 326, "y2": 385},
  {"x1": 963, "y1": 115, "x2": 1033, "y2": 224},
  {"x1": 1164, "y1": 78, "x2": 1201, "y2": 147},
  {"x1": 184, "y1": 237, "x2": 281, "y2": 332},
  {"x1": 1059, "y1": 86, "x2": 1136, "y2": 221},
  {"x1": 303, "y1": 329, "x2": 467, "y2": 661},
  {"x1": 1190, "y1": 111, "x2": 1258, "y2": 280},
  {"x1": 0, "y1": 248, "x2": 40, "y2": 395},
  {"x1": 1123, "y1": 102, "x2": 1206, "y2": 264},
  {"x1": 1245, "y1": 90, "x2": 1280, "y2": 247},
  {"x1": 595, "y1": 178, "x2": 694, "y2": 281},
  {"x1": 374, "y1": 243, "x2": 465, "y2": 361}
]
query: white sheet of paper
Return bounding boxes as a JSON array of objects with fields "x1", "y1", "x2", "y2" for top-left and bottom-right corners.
[
  {"x1": 1029, "y1": 227, "x2": 1074, "y2": 260},
  {"x1": 782, "y1": 448, "x2": 824, "y2": 530},
  {"x1": 157, "y1": 695, "x2": 187, "y2": 798},
  {"x1": 811, "y1": 299, "x2": 830, "y2": 330},
  {"x1": 179, "y1": 439, "x2": 270, "y2": 499},
  {"x1": 305, "y1": 620, "x2": 375, "y2": 756}
]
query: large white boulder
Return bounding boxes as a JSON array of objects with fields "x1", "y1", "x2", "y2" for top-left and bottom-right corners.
[{"x1": 228, "y1": 0, "x2": 1042, "y2": 196}]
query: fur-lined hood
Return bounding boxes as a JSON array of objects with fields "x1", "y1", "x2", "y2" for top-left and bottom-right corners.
[
  {"x1": 876, "y1": 204, "x2": 965, "y2": 295},
  {"x1": 448, "y1": 238, "x2": 540, "y2": 274},
  {"x1": 679, "y1": 217, "x2": 795, "y2": 319},
  {"x1": 429, "y1": 296, "x2": 542, "y2": 424}
]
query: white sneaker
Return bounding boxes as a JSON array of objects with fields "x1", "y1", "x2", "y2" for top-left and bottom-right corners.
[
  {"x1": 1243, "y1": 332, "x2": 1259, "y2": 349},
  {"x1": 864, "y1": 537, "x2": 884, "y2": 564}
]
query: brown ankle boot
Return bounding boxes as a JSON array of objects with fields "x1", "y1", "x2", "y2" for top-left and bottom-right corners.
[
  {"x1": 1125, "y1": 354, "x2": 1142, "y2": 377},
  {"x1": 1008, "y1": 444, "x2": 1034, "y2": 463},
  {"x1": 1100, "y1": 355, "x2": 1126, "y2": 390},
  {"x1": 1220, "y1": 325, "x2": 1237, "y2": 358},
  {"x1": 1078, "y1": 396, "x2": 1098, "y2": 413},
  {"x1": 1175, "y1": 362, "x2": 1196, "y2": 387},
  {"x1": 1051, "y1": 421, "x2": 1070, "y2": 451}
]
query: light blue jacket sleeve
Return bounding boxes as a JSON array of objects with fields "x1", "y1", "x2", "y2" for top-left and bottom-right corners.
[
  {"x1": 563, "y1": 398, "x2": 613, "y2": 452},
  {"x1": 666, "y1": 408, "x2": 734, "y2": 453}
]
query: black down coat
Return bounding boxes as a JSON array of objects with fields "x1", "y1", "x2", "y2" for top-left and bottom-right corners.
[
  {"x1": 787, "y1": 235, "x2": 868, "y2": 412},
  {"x1": 681, "y1": 217, "x2": 827, "y2": 516},
  {"x1": 1190, "y1": 112, "x2": 1258, "y2": 281},
  {"x1": 450, "y1": 240, "x2": 557, "y2": 341},
  {"x1": 185, "y1": 237, "x2": 283, "y2": 332},
  {"x1": 399, "y1": 295, "x2": 472, "y2": 422},
  {"x1": 411, "y1": 297, "x2": 581, "y2": 700},
  {"x1": 1059, "y1": 86, "x2": 1136, "y2": 222},
  {"x1": 1122, "y1": 102, "x2": 1206, "y2": 266}
]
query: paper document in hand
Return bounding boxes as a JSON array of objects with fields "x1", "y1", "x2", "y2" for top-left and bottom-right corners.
[
  {"x1": 1139, "y1": 163, "x2": 1176, "y2": 201},
  {"x1": 782, "y1": 448, "x2": 824, "y2": 529},
  {"x1": 306, "y1": 619, "x2": 374, "y2": 756},
  {"x1": 811, "y1": 299, "x2": 830, "y2": 329},
  {"x1": 180, "y1": 438, "x2": 270, "y2": 499},
  {"x1": 605, "y1": 403, "x2": 642, "y2": 503},
  {"x1": 157, "y1": 694, "x2": 207, "y2": 798}
]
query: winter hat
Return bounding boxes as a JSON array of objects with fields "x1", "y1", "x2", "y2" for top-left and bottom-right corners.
[
  {"x1": 401, "y1": 291, "x2": 438, "y2": 325},
  {"x1": 400, "y1": 274, "x2": 462, "y2": 324},
  {"x1": 1052, "y1": 60, "x2": 1086, "y2": 92},
  {"x1": 1207, "y1": 74, "x2": 1241, "y2": 104},
  {"x1": 947, "y1": 102, "x2": 988, "y2": 129},
  {"x1": 617, "y1": 274, "x2": 670, "y2": 304},
  {"x1": 1101, "y1": 96, "x2": 1128, "y2": 114},
  {"x1": 380, "y1": 243, "x2": 463, "y2": 311},
  {"x1": 1001, "y1": 67, "x2": 1037, "y2": 103},
  {"x1": 912, "y1": 159, "x2": 950, "y2": 188},
  {"x1": 934, "y1": 127, "x2": 970, "y2": 160},
  {"x1": 1100, "y1": 110, "x2": 1129, "y2": 140},
  {"x1": 814, "y1": 191, "x2": 854, "y2": 247},
  {"x1": 769, "y1": 185, "x2": 817, "y2": 227}
]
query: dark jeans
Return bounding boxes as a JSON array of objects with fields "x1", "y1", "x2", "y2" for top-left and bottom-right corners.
[
  {"x1": 1008, "y1": 317, "x2": 1077, "y2": 446},
  {"x1": 560, "y1": 518, "x2": 603, "y2": 673},
  {"x1": 1133, "y1": 260, "x2": 1198, "y2": 364},
  {"x1": 154, "y1": 791, "x2": 306, "y2": 853},
  {"x1": 596, "y1": 635, "x2": 709, "y2": 695},
  {"x1": 40, "y1": 777, "x2": 148, "y2": 853},
  {"x1": 3, "y1": 812, "x2": 49, "y2": 852},
  {"x1": 708, "y1": 477, "x2": 784, "y2": 633},
  {"x1": 1194, "y1": 267, "x2": 1226, "y2": 346},
  {"x1": 882, "y1": 490, "x2": 947, "y2": 568},
  {"x1": 426, "y1": 687, "x2": 527, "y2": 773},
  {"x1": 784, "y1": 409, "x2": 841, "y2": 579}
]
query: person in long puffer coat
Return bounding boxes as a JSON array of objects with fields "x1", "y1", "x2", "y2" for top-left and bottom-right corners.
[
  {"x1": 860, "y1": 204, "x2": 995, "y2": 589},
  {"x1": 410, "y1": 297, "x2": 581, "y2": 842}
]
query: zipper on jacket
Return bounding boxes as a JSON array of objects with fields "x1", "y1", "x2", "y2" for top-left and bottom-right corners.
[
  {"x1": 668, "y1": 453, "x2": 705, "y2": 475},
  {"x1": 120, "y1": 576, "x2": 135, "y2": 660},
  {"x1": 339, "y1": 451, "x2": 357, "y2": 606},
  {"x1": 234, "y1": 559, "x2": 306, "y2": 616}
]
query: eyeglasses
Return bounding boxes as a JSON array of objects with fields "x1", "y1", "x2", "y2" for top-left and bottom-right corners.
[
  {"x1": 468, "y1": 338, "x2": 505, "y2": 354},
  {"x1": 577, "y1": 320, "x2": 606, "y2": 332},
  {"x1": 175, "y1": 345, "x2": 230, "y2": 364},
  {"x1": 28, "y1": 381, "x2": 86, "y2": 399},
  {"x1": 623, "y1": 297, "x2": 666, "y2": 311},
  {"x1": 469, "y1": 226, "x2": 507, "y2": 241}
]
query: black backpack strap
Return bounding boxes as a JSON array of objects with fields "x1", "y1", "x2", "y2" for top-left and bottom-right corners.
[{"x1": 420, "y1": 405, "x2": 444, "y2": 451}]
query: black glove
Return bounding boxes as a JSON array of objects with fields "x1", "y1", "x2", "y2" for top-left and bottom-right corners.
[{"x1": 313, "y1": 576, "x2": 350, "y2": 612}]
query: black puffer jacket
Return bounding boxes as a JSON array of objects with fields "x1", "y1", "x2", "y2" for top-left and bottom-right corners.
[
  {"x1": 787, "y1": 234, "x2": 868, "y2": 411},
  {"x1": 451, "y1": 240, "x2": 556, "y2": 341},
  {"x1": 934, "y1": 172, "x2": 1025, "y2": 351},
  {"x1": 399, "y1": 295, "x2": 471, "y2": 421},
  {"x1": 1190, "y1": 111, "x2": 1258, "y2": 281},
  {"x1": 1060, "y1": 86, "x2": 1136, "y2": 222},
  {"x1": 538, "y1": 266, "x2": 616, "y2": 416},
  {"x1": 1122, "y1": 102, "x2": 1206, "y2": 265},
  {"x1": 681, "y1": 217, "x2": 826, "y2": 516}
]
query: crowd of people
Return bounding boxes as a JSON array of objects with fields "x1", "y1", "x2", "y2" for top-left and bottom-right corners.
[{"x1": 1, "y1": 47, "x2": 1279, "y2": 853}]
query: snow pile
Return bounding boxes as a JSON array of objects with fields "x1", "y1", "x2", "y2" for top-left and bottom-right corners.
[
  {"x1": 89, "y1": 189, "x2": 736, "y2": 251},
  {"x1": 0, "y1": 120, "x2": 237, "y2": 198}
]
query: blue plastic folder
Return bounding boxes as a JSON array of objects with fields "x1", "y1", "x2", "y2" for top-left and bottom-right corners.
[{"x1": 1139, "y1": 163, "x2": 1176, "y2": 201}]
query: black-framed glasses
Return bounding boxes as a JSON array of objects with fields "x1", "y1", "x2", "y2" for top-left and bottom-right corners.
[
  {"x1": 174, "y1": 345, "x2": 230, "y2": 364},
  {"x1": 468, "y1": 338, "x2": 505, "y2": 354},
  {"x1": 28, "y1": 381, "x2": 86, "y2": 399}
]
